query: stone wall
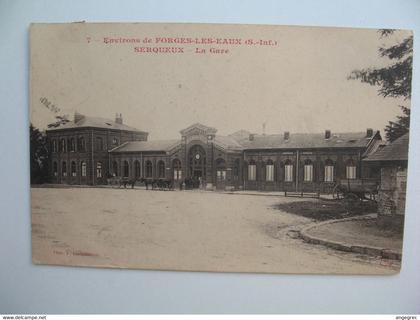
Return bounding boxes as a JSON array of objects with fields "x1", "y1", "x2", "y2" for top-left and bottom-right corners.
[{"x1": 377, "y1": 165, "x2": 407, "y2": 229}]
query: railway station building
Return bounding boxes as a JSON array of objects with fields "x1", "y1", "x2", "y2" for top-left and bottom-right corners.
[{"x1": 46, "y1": 112, "x2": 383, "y2": 192}]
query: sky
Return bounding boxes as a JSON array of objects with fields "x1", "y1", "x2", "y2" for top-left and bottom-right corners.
[{"x1": 30, "y1": 23, "x2": 412, "y2": 140}]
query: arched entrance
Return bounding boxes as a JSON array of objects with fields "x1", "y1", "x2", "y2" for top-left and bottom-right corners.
[{"x1": 188, "y1": 145, "x2": 206, "y2": 188}]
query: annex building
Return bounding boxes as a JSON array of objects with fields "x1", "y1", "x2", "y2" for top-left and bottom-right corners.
[{"x1": 46, "y1": 113, "x2": 383, "y2": 192}]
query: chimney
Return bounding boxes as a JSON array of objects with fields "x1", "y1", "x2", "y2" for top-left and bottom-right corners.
[
  {"x1": 366, "y1": 128, "x2": 373, "y2": 138},
  {"x1": 284, "y1": 131, "x2": 290, "y2": 141},
  {"x1": 115, "y1": 113, "x2": 123, "y2": 124},
  {"x1": 74, "y1": 112, "x2": 84, "y2": 123},
  {"x1": 325, "y1": 130, "x2": 331, "y2": 140},
  {"x1": 249, "y1": 134, "x2": 255, "y2": 141}
]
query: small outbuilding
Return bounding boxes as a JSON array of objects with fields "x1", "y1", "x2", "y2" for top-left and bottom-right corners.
[{"x1": 364, "y1": 133, "x2": 410, "y2": 229}]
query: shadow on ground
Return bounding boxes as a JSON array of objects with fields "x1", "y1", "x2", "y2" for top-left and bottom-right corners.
[{"x1": 273, "y1": 199, "x2": 377, "y2": 221}]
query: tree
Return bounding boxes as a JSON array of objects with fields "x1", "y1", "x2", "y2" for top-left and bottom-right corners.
[
  {"x1": 348, "y1": 29, "x2": 413, "y2": 142},
  {"x1": 47, "y1": 115, "x2": 70, "y2": 128},
  {"x1": 30, "y1": 123, "x2": 49, "y2": 184}
]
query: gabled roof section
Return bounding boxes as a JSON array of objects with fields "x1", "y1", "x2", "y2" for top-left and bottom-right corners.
[
  {"x1": 364, "y1": 133, "x2": 409, "y2": 162},
  {"x1": 236, "y1": 131, "x2": 380, "y2": 150},
  {"x1": 180, "y1": 123, "x2": 217, "y2": 135},
  {"x1": 46, "y1": 114, "x2": 146, "y2": 133},
  {"x1": 110, "y1": 140, "x2": 181, "y2": 153},
  {"x1": 214, "y1": 135, "x2": 244, "y2": 151}
]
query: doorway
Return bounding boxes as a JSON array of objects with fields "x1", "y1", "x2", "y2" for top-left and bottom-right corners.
[{"x1": 188, "y1": 145, "x2": 206, "y2": 188}]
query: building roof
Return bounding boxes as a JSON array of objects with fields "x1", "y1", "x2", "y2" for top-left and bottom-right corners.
[
  {"x1": 237, "y1": 131, "x2": 379, "y2": 150},
  {"x1": 46, "y1": 114, "x2": 146, "y2": 133},
  {"x1": 110, "y1": 140, "x2": 181, "y2": 153},
  {"x1": 214, "y1": 135, "x2": 244, "y2": 150},
  {"x1": 109, "y1": 130, "x2": 378, "y2": 154},
  {"x1": 364, "y1": 133, "x2": 409, "y2": 162}
]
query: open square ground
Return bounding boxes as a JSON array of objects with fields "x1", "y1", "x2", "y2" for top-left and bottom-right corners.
[{"x1": 31, "y1": 187, "x2": 399, "y2": 274}]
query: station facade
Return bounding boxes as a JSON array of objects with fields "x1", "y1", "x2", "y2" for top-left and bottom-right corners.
[{"x1": 46, "y1": 113, "x2": 382, "y2": 192}]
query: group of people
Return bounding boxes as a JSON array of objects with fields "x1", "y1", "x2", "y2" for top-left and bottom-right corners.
[
  {"x1": 108, "y1": 175, "x2": 204, "y2": 191},
  {"x1": 180, "y1": 176, "x2": 203, "y2": 190}
]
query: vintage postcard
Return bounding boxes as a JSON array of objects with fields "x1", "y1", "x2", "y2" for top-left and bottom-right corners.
[{"x1": 30, "y1": 23, "x2": 412, "y2": 274}]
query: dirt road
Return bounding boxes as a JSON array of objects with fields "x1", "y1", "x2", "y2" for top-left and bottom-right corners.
[{"x1": 31, "y1": 187, "x2": 399, "y2": 274}]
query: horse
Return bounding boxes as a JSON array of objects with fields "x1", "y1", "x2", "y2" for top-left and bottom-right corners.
[
  {"x1": 119, "y1": 177, "x2": 139, "y2": 189},
  {"x1": 157, "y1": 179, "x2": 174, "y2": 191},
  {"x1": 139, "y1": 178, "x2": 173, "y2": 191},
  {"x1": 139, "y1": 178, "x2": 154, "y2": 190}
]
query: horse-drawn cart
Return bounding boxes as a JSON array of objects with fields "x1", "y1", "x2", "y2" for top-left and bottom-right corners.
[
  {"x1": 333, "y1": 178, "x2": 379, "y2": 200},
  {"x1": 332, "y1": 178, "x2": 379, "y2": 209}
]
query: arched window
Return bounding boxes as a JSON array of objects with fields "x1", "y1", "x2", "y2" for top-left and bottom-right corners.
[
  {"x1": 53, "y1": 161, "x2": 58, "y2": 176},
  {"x1": 303, "y1": 159, "x2": 313, "y2": 182},
  {"x1": 81, "y1": 161, "x2": 87, "y2": 177},
  {"x1": 233, "y1": 159, "x2": 240, "y2": 181},
  {"x1": 248, "y1": 160, "x2": 256, "y2": 181},
  {"x1": 60, "y1": 139, "x2": 66, "y2": 153},
  {"x1": 324, "y1": 159, "x2": 334, "y2": 182},
  {"x1": 134, "y1": 160, "x2": 141, "y2": 178},
  {"x1": 216, "y1": 158, "x2": 226, "y2": 181},
  {"x1": 284, "y1": 159, "x2": 293, "y2": 182},
  {"x1": 69, "y1": 138, "x2": 76, "y2": 152},
  {"x1": 266, "y1": 159, "x2": 274, "y2": 181},
  {"x1": 173, "y1": 159, "x2": 182, "y2": 180},
  {"x1": 71, "y1": 161, "x2": 76, "y2": 176},
  {"x1": 112, "y1": 161, "x2": 118, "y2": 177},
  {"x1": 346, "y1": 159, "x2": 357, "y2": 179},
  {"x1": 123, "y1": 160, "x2": 129, "y2": 178},
  {"x1": 157, "y1": 160, "x2": 165, "y2": 178},
  {"x1": 145, "y1": 160, "x2": 153, "y2": 178},
  {"x1": 62, "y1": 161, "x2": 67, "y2": 176},
  {"x1": 78, "y1": 137, "x2": 85, "y2": 152},
  {"x1": 96, "y1": 162, "x2": 102, "y2": 178}
]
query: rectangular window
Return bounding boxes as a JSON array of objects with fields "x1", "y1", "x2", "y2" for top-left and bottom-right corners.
[
  {"x1": 248, "y1": 164, "x2": 256, "y2": 181},
  {"x1": 174, "y1": 170, "x2": 182, "y2": 180},
  {"x1": 346, "y1": 166, "x2": 357, "y2": 179},
  {"x1": 217, "y1": 170, "x2": 226, "y2": 181},
  {"x1": 324, "y1": 166, "x2": 334, "y2": 182},
  {"x1": 96, "y1": 137, "x2": 103, "y2": 151},
  {"x1": 284, "y1": 165, "x2": 293, "y2": 182},
  {"x1": 266, "y1": 165, "x2": 274, "y2": 181},
  {"x1": 304, "y1": 165, "x2": 313, "y2": 182},
  {"x1": 81, "y1": 163, "x2": 87, "y2": 177}
]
